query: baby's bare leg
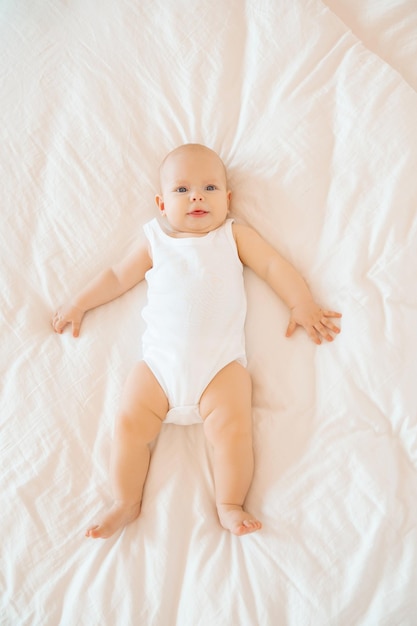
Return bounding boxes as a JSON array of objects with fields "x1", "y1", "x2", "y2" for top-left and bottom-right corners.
[
  {"x1": 86, "y1": 362, "x2": 168, "y2": 539},
  {"x1": 200, "y1": 361, "x2": 261, "y2": 536}
]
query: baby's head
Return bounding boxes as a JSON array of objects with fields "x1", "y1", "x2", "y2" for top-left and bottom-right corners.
[{"x1": 155, "y1": 144, "x2": 231, "y2": 236}]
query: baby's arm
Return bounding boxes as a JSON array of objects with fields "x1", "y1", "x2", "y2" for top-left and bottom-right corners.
[
  {"x1": 52, "y1": 240, "x2": 152, "y2": 337},
  {"x1": 233, "y1": 223, "x2": 341, "y2": 344}
]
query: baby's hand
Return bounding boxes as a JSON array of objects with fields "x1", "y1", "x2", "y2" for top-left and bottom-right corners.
[
  {"x1": 285, "y1": 300, "x2": 342, "y2": 345},
  {"x1": 52, "y1": 303, "x2": 85, "y2": 337}
]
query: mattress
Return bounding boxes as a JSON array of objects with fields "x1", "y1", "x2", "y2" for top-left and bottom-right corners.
[{"x1": 2, "y1": 0, "x2": 417, "y2": 624}]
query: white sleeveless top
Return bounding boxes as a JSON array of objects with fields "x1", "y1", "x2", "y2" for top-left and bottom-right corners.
[{"x1": 141, "y1": 218, "x2": 247, "y2": 417}]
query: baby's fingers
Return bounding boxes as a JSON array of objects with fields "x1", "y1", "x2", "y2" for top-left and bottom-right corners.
[
  {"x1": 52, "y1": 314, "x2": 65, "y2": 334},
  {"x1": 323, "y1": 311, "x2": 342, "y2": 334},
  {"x1": 285, "y1": 319, "x2": 297, "y2": 338},
  {"x1": 316, "y1": 314, "x2": 342, "y2": 341},
  {"x1": 322, "y1": 310, "x2": 342, "y2": 319},
  {"x1": 307, "y1": 325, "x2": 322, "y2": 345},
  {"x1": 71, "y1": 320, "x2": 81, "y2": 338},
  {"x1": 51, "y1": 310, "x2": 71, "y2": 334},
  {"x1": 313, "y1": 320, "x2": 335, "y2": 342}
]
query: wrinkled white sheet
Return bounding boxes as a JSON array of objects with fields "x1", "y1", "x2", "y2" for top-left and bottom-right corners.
[{"x1": 1, "y1": 1, "x2": 417, "y2": 624}]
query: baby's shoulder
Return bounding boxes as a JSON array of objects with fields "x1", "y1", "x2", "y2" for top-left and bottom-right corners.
[{"x1": 231, "y1": 221, "x2": 257, "y2": 244}]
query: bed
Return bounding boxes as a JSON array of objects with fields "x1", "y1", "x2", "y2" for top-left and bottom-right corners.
[{"x1": 2, "y1": 1, "x2": 417, "y2": 624}]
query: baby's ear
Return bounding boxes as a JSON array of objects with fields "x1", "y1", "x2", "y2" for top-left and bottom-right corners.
[
  {"x1": 227, "y1": 190, "x2": 232, "y2": 210},
  {"x1": 155, "y1": 194, "x2": 165, "y2": 213}
]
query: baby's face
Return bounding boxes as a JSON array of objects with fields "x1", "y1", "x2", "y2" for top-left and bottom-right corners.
[{"x1": 155, "y1": 145, "x2": 231, "y2": 236}]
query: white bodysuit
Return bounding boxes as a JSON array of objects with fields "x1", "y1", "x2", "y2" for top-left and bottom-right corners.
[{"x1": 142, "y1": 218, "x2": 247, "y2": 425}]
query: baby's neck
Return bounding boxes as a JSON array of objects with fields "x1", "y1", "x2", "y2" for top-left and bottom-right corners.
[{"x1": 159, "y1": 219, "x2": 218, "y2": 239}]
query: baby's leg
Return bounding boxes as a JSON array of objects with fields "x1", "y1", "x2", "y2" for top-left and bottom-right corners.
[
  {"x1": 200, "y1": 361, "x2": 261, "y2": 536},
  {"x1": 86, "y1": 361, "x2": 168, "y2": 539}
]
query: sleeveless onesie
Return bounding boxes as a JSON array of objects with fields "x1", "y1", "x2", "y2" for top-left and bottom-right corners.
[{"x1": 142, "y1": 218, "x2": 247, "y2": 425}]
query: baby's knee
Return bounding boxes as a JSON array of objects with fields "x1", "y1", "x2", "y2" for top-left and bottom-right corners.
[{"x1": 116, "y1": 409, "x2": 162, "y2": 444}]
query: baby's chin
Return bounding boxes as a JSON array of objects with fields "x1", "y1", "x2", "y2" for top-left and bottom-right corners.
[{"x1": 160, "y1": 215, "x2": 228, "y2": 238}]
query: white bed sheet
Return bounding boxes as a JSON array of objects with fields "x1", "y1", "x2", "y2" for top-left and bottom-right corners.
[
  {"x1": 325, "y1": 0, "x2": 417, "y2": 90},
  {"x1": 2, "y1": 1, "x2": 417, "y2": 624}
]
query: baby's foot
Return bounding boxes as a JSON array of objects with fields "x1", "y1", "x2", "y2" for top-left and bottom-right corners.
[
  {"x1": 85, "y1": 500, "x2": 141, "y2": 539},
  {"x1": 217, "y1": 504, "x2": 262, "y2": 536}
]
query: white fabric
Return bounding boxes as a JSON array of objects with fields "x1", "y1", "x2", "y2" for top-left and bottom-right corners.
[
  {"x1": 2, "y1": 1, "x2": 417, "y2": 624},
  {"x1": 142, "y1": 218, "x2": 246, "y2": 425}
]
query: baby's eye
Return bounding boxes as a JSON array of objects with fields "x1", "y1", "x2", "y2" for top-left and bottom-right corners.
[
  {"x1": 176, "y1": 186, "x2": 187, "y2": 193},
  {"x1": 205, "y1": 185, "x2": 217, "y2": 191}
]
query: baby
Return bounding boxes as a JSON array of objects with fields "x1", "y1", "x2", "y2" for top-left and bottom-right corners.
[{"x1": 52, "y1": 143, "x2": 341, "y2": 538}]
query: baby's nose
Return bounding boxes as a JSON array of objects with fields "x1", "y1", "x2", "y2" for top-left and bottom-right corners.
[{"x1": 190, "y1": 189, "x2": 204, "y2": 201}]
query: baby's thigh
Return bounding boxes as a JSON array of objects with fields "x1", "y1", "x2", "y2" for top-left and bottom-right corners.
[
  {"x1": 200, "y1": 361, "x2": 252, "y2": 426},
  {"x1": 119, "y1": 361, "x2": 169, "y2": 424}
]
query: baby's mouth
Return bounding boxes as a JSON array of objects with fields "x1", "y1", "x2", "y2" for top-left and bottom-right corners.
[{"x1": 188, "y1": 209, "x2": 208, "y2": 216}]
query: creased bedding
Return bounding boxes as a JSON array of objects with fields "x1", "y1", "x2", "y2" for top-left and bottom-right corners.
[{"x1": 1, "y1": 1, "x2": 417, "y2": 625}]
